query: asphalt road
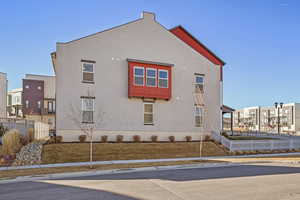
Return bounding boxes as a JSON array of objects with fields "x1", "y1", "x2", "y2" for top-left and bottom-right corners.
[{"x1": 1, "y1": 163, "x2": 300, "y2": 200}]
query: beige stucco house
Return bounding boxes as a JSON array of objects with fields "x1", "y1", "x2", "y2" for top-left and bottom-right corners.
[
  {"x1": 0, "y1": 72, "x2": 7, "y2": 118},
  {"x1": 52, "y1": 12, "x2": 225, "y2": 142}
]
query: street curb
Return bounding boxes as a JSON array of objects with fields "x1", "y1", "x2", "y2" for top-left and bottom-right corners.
[
  {"x1": 1, "y1": 152, "x2": 300, "y2": 171},
  {"x1": 0, "y1": 162, "x2": 242, "y2": 184}
]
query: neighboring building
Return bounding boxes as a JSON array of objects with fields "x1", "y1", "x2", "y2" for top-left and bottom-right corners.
[
  {"x1": 0, "y1": 72, "x2": 7, "y2": 118},
  {"x1": 22, "y1": 74, "x2": 55, "y2": 130},
  {"x1": 233, "y1": 103, "x2": 300, "y2": 134},
  {"x1": 7, "y1": 88, "x2": 23, "y2": 118},
  {"x1": 52, "y1": 12, "x2": 225, "y2": 142}
]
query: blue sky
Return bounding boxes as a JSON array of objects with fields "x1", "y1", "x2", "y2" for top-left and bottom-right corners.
[{"x1": 0, "y1": 0, "x2": 299, "y2": 109}]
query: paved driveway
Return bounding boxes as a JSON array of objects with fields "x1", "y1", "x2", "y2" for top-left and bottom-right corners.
[{"x1": 1, "y1": 163, "x2": 300, "y2": 200}]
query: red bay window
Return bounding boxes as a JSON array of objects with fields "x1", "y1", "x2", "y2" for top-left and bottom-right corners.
[{"x1": 127, "y1": 59, "x2": 172, "y2": 100}]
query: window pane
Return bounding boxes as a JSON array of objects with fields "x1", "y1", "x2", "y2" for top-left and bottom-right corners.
[
  {"x1": 158, "y1": 79, "x2": 168, "y2": 88},
  {"x1": 134, "y1": 68, "x2": 144, "y2": 76},
  {"x1": 159, "y1": 71, "x2": 168, "y2": 78},
  {"x1": 134, "y1": 76, "x2": 144, "y2": 85},
  {"x1": 147, "y1": 69, "x2": 156, "y2": 77},
  {"x1": 144, "y1": 114, "x2": 153, "y2": 124},
  {"x1": 196, "y1": 76, "x2": 203, "y2": 83},
  {"x1": 195, "y1": 116, "x2": 202, "y2": 127},
  {"x1": 195, "y1": 84, "x2": 203, "y2": 93},
  {"x1": 83, "y1": 63, "x2": 94, "y2": 72},
  {"x1": 144, "y1": 104, "x2": 153, "y2": 113},
  {"x1": 146, "y1": 78, "x2": 156, "y2": 86},
  {"x1": 82, "y1": 99, "x2": 94, "y2": 111},
  {"x1": 83, "y1": 72, "x2": 94, "y2": 82},
  {"x1": 82, "y1": 111, "x2": 93, "y2": 123}
]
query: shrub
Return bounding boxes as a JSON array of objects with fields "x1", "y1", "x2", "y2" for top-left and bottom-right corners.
[
  {"x1": 79, "y1": 135, "x2": 87, "y2": 143},
  {"x1": 27, "y1": 128, "x2": 35, "y2": 143},
  {"x1": 56, "y1": 136, "x2": 63, "y2": 143},
  {"x1": 204, "y1": 135, "x2": 211, "y2": 141},
  {"x1": 133, "y1": 135, "x2": 141, "y2": 143},
  {"x1": 101, "y1": 135, "x2": 108, "y2": 143},
  {"x1": 151, "y1": 135, "x2": 158, "y2": 142},
  {"x1": 0, "y1": 123, "x2": 8, "y2": 137},
  {"x1": 2, "y1": 129, "x2": 22, "y2": 155},
  {"x1": 116, "y1": 135, "x2": 123, "y2": 143},
  {"x1": 48, "y1": 136, "x2": 56, "y2": 144},
  {"x1": 168, "y1": 136, "x2": 175, "y2": 142},
  {"x1": 185, "y1": 136, "x2": 192, "y2": 142},
  {"x1": 19, "y1": 135, "x2": 28, "y2": 146}
]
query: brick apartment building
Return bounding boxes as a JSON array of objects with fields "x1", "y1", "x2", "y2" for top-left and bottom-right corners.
[{"x1": 22, "y1": 74, "x2": 55, "y2": 130}]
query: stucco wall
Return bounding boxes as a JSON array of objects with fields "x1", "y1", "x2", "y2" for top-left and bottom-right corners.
[
  {"x1": 0, "y1": 72, "x2": 7, "y2": 118},
  {"x1": 55, "y1": 13, "x2": 222, "y2": 141}
]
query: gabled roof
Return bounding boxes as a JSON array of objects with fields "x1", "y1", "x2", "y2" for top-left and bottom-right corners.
[{"x1": 170, "y1": 26, "x2": 225, "y2": 66}]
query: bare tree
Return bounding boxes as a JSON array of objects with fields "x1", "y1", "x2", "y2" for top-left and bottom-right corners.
[{"x1": 67, "y1": 90, "x2": 104, "y2": 168}]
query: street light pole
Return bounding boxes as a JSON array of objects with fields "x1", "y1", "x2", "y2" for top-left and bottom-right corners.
[{"x1": 274, "y1": 102, "x2": 283, "y2": 134}]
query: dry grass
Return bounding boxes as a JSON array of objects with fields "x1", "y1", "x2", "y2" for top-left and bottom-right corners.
[
  {"x1": 0, "y1": 160, "x2": 226, "y2": 180},
  {"x1": 2, "y1": 129, "x2": 22, "y2": 155},
  {"x1": 42, "y1": 141, "x2": 228, "y2": 164}
]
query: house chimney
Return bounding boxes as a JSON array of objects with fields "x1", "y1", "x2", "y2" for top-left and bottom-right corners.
[{"x1": 141, "y1": 11, "x2": 155, "y2": 21}]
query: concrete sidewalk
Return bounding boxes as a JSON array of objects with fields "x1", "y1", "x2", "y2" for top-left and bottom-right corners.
[{"x1": 1, "y1": 152, "x2": 300, "y2": 171}]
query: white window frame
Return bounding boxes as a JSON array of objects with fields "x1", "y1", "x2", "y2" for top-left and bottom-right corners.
[
  {"x1": 133, "y1": 66, "x2": 145, "y2": 86},
  {"x1": 37, "y1": 101, "x2": 41, "y2": 109},
  {"x1": 144, "y1": 102, "x2": 154, "y2": 125},
  {"x1": 25, "y1": 100, "x2": 29, "y2": 108},
  {"x1": 158, "y1": 69, "x2": 168, "y2": 88},
  {"x1": 81, "y1": 98, "x2": 95, "y2": 123},
  {"x1": 146, "y1": 68, "x2": 157, "y2": 87},
  {"x1": 82, "y1": 62, "x2": 95, "y2": 83},
  {"x1": 195, "y1": 74, "x2": 204, "y2": 93},
  {"x1": 195, "y1": 106, "x2": 204, "y2": 127}
]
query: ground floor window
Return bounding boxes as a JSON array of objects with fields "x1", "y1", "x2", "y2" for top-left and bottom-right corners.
[
  {"x1": 81, "y1": 97, "x2": 94, "y2": 123},
  {"x1": 144, "y1": 103, "x2": 154, "y2": 125},
  {"x1": 195, "y1": 106, "x2": 203, "y2": 127}
]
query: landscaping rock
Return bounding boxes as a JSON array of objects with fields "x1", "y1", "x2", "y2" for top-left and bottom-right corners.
[{"x1": 12, "y1": 141, "x2": 45, "y2": 166}]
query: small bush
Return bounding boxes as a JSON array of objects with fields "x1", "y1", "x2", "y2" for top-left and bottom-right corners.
[
  {"x1": 101, "y1": 135, "x2": 108, "y2": 143},
  {"x1": 2, "y1": 129, "x2": 22, "y2": 155},
  {"x1": 116, "y1": 135, "x2": 123, "y2": 143},
  {"x1": 27, "y1": 128, "x2": 34, "y2": 143},
  {"x1": 0, "y1": 123, "x2": 8, "y2": 137},
  {"x1": 151, "y1": 135, "x2": 158, "y2": 142},
  {"x1": 133, "y1": 135, "x2": 141, "y2": 143},
  {"x1": 48, "y1": 136, "x2": 56, "y2": 144},
  {"x1": 204, "y1": 135, "x2": 211, "y2": 141},
  {"x1": 185, "y1": 136, "x2": 192, "y2": 142},
  {"x1": 56, "y1": 136, "x2": 63, "y2": 143},
  {"x1": 79, "y1": 135, "x2": 87, "y2": 143},
  {"x1": 168, "y1": 136, "x2": 175, "y2": 142},
  {"x1": 19, "y1": 135, "x2": 28, "y2": 146}
]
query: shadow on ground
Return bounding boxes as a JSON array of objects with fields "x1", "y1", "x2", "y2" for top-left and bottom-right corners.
[{"x1": 66, "y1": 164, "x2": 300, "y2": 182}]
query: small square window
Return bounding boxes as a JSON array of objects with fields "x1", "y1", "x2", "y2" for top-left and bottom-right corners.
[
  {"x1": 25, "y1": 85, "x2": 29, "y2": 89},
  {"x1": 37, "y1": 86, "x2": 42, "y2": 90}
]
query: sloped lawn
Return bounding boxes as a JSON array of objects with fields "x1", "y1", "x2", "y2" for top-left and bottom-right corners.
[{"x1": 42, "y1": 141, "x2": 229, "y2": 164}]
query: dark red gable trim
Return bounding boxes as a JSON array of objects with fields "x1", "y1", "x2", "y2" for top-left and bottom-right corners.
[{"x1": 170, "y1": 26, "x2": 226, "y2": 67}]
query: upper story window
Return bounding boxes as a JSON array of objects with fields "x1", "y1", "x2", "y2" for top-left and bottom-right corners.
[
  {"x1": 81, "y1": 97, "x2": 94, "y2": 123},
  {"x1": 146, "y1": 68, "x2": 157, "y2": 87},
  {"x1": 82, "y1": 62, "x2": 94, "y2": 83},
  {"x1": 37, "y1": 86, "x2": 42, "y2": 90},
  {"x1": 25, "y1": 85, "x2": 29, "y2": 89},
  {"x1": 158, "y1": 70, "x2": 168, "y2": 88},
  {"x1": 134, "y1": 67, "x2": 144, "y2": 86},
  {"x1": 195, "y1": 75, "x2": 204, "y2": 93}
]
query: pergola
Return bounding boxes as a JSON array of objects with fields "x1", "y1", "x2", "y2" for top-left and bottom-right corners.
[{"x1": 222, "y1": 105, "x2": 235, "y2": 133}]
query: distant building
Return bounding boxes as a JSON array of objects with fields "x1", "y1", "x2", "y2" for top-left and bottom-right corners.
[
  {"x1": 22, "y1": 74, "x2": 55, "y2": 130},
  {"x1": 7, "y1": 88, "x2": 23, "y2": 118},
  {"x1": 233, "y1": 103, "x2": 300, "y2": 134},
  {"x1": 0, "y1": 72, "x2": 7, "y2": 118}
]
